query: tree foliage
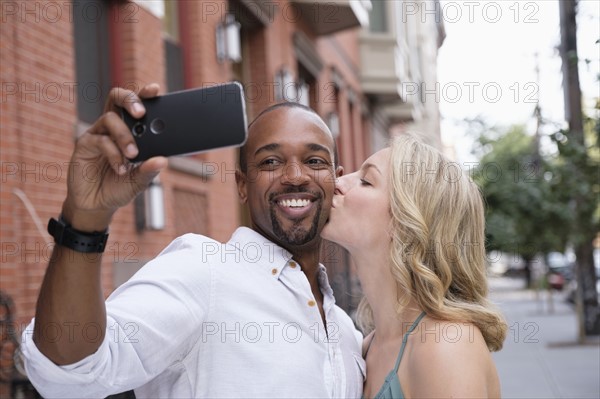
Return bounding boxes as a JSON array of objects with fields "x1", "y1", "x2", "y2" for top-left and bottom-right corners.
[
  {"x1": 473, "y1": 125, "x2": 571, "y2": 263},
  {"x1": 550, "y1": 105, "x2": 600, "y2": 335},
  {"x1": 549, "y1": 111, "x2": 600, "y2": 246}
]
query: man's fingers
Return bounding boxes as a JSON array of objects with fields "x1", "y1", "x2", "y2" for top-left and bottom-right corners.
[
  {"x1": 138, "y1": 156, "x2": 168, "y2": 175},
  {"x1": 130, "y1": 156, "x2": 168, "y2": 191},
  {"x1": 80, "y1": 84, "x2": 163, "y2": 182},
  {"x1": 103, "y1": 112, "x2": 139, "y2": 159},
  {"x1": 88, "y1": 112, "x2": 139, "y2": 160},
  {"x1": 103, "y1": 83, "x2": 160, "y2": 122},
  {"x1": 105, "y1": 87, "x2": 145, "y2": 118},
  {"x1": 138, "y1": 83, "x2": 160, "y2": 99},
  {"x1": 96, "y1": 135, "x2": 128, "y2": 175}
]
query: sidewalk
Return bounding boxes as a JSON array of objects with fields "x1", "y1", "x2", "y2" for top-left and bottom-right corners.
[{"x1": 489, "y1": 277, "x2": 600, "y2": 398}]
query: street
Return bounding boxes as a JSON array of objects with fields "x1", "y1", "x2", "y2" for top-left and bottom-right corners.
[{"x1": 490, "y1": 277, "x2": 600, "y2": 398}]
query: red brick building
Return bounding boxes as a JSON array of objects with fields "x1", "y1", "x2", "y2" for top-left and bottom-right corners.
[
  {"x1": 1, "y1": 0, "x2": 443, "y2": 394},
  {"x1": 1, "y1": 0, "x2": 374, "y2": 332}
]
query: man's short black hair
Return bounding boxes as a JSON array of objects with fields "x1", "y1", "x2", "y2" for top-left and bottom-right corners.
[{"x1": 238, "y1": 102, "x2": 339, "y2": 173}]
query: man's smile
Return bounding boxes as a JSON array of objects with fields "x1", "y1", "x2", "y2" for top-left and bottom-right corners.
[{"x1": 270, "y1": 192, "x2": 319, "y2": 221}]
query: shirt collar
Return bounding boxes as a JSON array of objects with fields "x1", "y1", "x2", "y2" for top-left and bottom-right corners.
[
  {"x1": 227, "y1": 228, "x2": 334, "y2": 294},
  {"x1": 317, "y1": 265, "x2": 334, "y2": 298},
  {"x1": 228, "y1": 227, "x2": 294, "y2": 279}
]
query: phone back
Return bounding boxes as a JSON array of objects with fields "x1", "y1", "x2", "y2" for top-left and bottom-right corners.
[{"x1": 123, "y1": 82, "x2": 248, "y2": 163}]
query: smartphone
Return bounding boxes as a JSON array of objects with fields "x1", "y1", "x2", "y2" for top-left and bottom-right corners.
[{"x1": 121, "y1": 82, "x2": 248, "y2": 163}]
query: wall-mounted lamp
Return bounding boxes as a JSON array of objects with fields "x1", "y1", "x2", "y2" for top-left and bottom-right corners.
[
  {"x1": 326, "y1": 112, "x2": 340, "y2": 139},
  {"x1": 275, "y1": 69, "x2": 297, "y2": 102},
  {"x1": 216, "y1": 14, "x2": 242, "y2": 63},
  {"x1": 135, "y1": 176, "x2": 165, "y2": 231},
  {"x1": 297, "y1": 80, "x2": 310, "y2": 107}
]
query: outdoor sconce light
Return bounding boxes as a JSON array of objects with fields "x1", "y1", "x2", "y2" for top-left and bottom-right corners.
[
  {"x1": 297, "y1": 80, "x2": 310, "y2": 107},
  {"x1": 275, "y1": 69, "x2": 297, "y2": 102},
  {"x1": 135, "y1": 176, "x2": 165, "y2": 231},
  {"x1": 145, "y1": 176, "x2": 165, "y2": 230},
  {"x1": 216, "y1": 14, "x2": 242, "y2": 63},
  {"x1": 326, "y1": 112, "x2": 340, "y2": 139}
]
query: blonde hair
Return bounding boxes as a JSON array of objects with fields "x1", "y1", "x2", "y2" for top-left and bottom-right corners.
[{"x1": 357, "y1": 134, "x2": 507, "y2": 352}]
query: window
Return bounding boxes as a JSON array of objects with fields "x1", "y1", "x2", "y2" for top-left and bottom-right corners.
[
  {"x1": 293, "y1": 31, "x2": 322, "y2": 109},
  {"x1": 297, "y1": 63, "x2": 316, "y2": 108},
  {"x1": 163, "y1": 1, "x2": 184, "y2": 92},
  {"x1": 369, "y1": 1, "x2": 387, "y2": 33},
  {"x1": 274, "y1": 69, "x2": 296, "y2": 102},
  {"x1": 72, "y1": 0, "x2": 111, "y2": 125}
]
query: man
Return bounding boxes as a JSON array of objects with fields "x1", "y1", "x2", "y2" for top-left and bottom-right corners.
[{"x1": 21, "y1": 84, "x2": 365, "y2": 398}]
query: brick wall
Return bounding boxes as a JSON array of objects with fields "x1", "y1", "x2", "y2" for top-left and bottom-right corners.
[
  {"x1": 1, "y1": 1, "x2": 77, "y2": 329},
  {"x1": 0, "y1": 0, "x2": 242, "y2": 328},
  {"x1": 182, "y1": 0, "x2": 239, "y2": 243},
  {"x1": 1, "y1": 0, "x2": 371, "y2": 342}
]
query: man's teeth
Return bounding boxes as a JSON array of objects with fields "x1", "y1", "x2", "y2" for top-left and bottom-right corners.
[{"x1": 279, "y1": 199, "x2": 311, "y2": 208}]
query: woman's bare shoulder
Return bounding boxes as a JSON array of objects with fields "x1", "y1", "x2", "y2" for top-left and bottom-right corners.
[{"x1": 406, "y1": 320, "x2": 500, "y2": 398}]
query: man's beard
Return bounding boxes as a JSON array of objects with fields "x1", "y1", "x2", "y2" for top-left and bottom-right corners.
[{"x1": 270, "y1": 199, "x2": 323, "y2": 246}]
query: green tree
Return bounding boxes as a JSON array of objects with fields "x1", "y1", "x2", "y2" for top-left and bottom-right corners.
[
  {"x1": 474, "y1": 125, "x2": 570, "y2": 287},
  {"x1": 550, "y1": 108, "x2": 600, "y2": 335},
  {"x1": 558, "y1": 0, "x2": 600, "y2": 337}
]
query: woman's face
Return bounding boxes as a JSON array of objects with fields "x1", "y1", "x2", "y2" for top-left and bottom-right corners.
[{"x1": 322, "y1": 148, "x2": 391, "y2": 252}]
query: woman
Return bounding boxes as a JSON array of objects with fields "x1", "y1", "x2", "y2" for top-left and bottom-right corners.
[{"x1": 322, "y1": 134, "x2": 507, "y2": 398}]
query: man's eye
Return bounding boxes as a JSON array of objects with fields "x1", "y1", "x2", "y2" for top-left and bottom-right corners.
[
  {"x1": 259, "y1": 159, "x2": 282, "y2": 168},
  {"x1": 307, "y1": 158, "x2": 329, "y2": 166}
]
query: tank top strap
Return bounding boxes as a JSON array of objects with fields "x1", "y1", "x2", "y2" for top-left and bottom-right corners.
[{"x1": 393, "y1": 311, "x2": 427, "y2": 372}]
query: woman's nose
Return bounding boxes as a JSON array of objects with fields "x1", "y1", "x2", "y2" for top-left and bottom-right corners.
[{"x1": 334, "y1": 173, "x2": 357, "y2": 195}]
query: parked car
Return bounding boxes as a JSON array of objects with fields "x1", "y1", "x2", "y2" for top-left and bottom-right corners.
[
  {"x1": 486, "y1": 251, "x2": 525, "y2": 277},
  {"x1": 546, "y1": 252, "x2": 575, "y2": 291}
]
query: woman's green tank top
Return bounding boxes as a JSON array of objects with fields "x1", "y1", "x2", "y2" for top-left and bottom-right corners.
[{"x1": 365, "y1": 312, "x2": 427, "y2": 399}]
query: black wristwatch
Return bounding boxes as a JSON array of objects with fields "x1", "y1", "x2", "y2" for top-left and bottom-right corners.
[{"x1": 47, "y1": 215, "x2": 109, "y2": 253}]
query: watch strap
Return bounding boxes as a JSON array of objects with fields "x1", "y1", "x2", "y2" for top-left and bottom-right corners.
[{"x1": 48, "y1": 216, "x2": 109, "y2": 253}]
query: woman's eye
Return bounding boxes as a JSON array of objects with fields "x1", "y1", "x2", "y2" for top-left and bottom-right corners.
[{"x1": 360, "y1": 178, "x2": 372, "y2": 186}]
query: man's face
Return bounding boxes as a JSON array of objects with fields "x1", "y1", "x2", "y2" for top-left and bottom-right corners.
[{"x1": 236, "y1": 107, "x2": 341, "y2": 251}]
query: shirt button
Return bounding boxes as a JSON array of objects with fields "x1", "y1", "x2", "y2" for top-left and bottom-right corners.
[
  {"x1": 308, "y1": 300, "x2": 316, "y2": 307},
  {"x1": 289, "y1": 261, "x2": 297, "y2": 268},
  {"x1": 271, "y1": 268, "x2": 278, "y2": 275}
]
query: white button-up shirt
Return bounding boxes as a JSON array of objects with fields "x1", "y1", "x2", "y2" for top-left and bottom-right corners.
[{"x1": 22, "y1": 227, "x2": 365, "y2": 398}]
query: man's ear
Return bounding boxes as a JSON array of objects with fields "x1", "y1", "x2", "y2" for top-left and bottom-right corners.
[
  {"x1": 235, "y1": 170, "x2": 248, "y2": 204},
  {"x1": 335, "y1": 165, "x2": 344, "y2": 177}
]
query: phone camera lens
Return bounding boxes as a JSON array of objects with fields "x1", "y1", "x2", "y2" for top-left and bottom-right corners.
[
  {"x1": 132, "y1": 122, "x2": 146, "y2": 137},
  {"x1": 150, "y1": 118, "x2": 165, "y2": 135}
]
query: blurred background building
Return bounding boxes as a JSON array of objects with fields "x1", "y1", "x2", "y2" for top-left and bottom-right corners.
[{"x1": 0, "y1": 0, "x2": 445, "y2": 393}]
